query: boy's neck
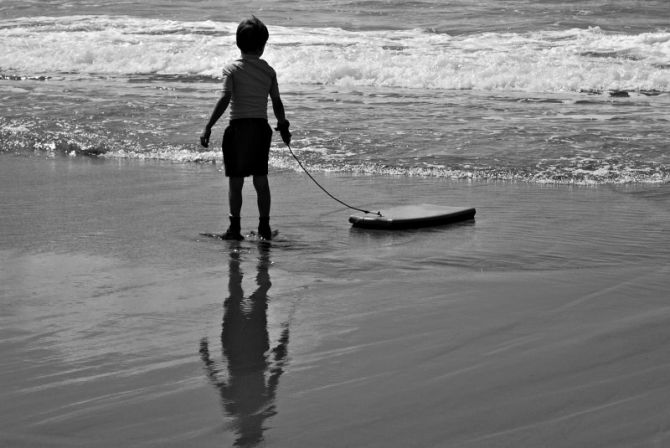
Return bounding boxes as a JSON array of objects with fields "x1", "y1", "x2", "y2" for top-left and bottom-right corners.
[{"x1": 241, "y1": 46, "x2": 265, "y2": 58}]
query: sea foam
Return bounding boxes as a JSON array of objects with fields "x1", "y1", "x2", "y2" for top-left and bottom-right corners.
[{"x1": 1, "y1": 15, "x2": 669, "y2": 93}]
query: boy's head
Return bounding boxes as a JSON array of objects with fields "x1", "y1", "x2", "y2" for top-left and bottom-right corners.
[{"x1": 236, "y1": 16, "x2": 269, "y2": 54}]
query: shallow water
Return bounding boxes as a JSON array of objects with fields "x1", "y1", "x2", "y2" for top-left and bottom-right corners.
[
  {"x1": 2, "y1": 77, "x2": 669, "y2": 183},
  {"x1": 3, "y1": 156, "x2": 668, "y2": 270}
]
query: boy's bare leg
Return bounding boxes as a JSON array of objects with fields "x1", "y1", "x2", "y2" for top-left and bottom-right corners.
[
  {"x1": 221, "y1": 177, "x2": 245, "y2": 240},
  {"x1": 253, "y1": 175, "x2": 272, "y2": 239},
  {"x1": 252, "y1": 175, "x2": 271, "y2": 218},
  {"x1": 228, "y1": 177, "x2": 244, "y2": 217}
]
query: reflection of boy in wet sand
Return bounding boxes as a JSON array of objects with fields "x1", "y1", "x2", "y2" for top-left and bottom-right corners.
[
  {"x1": 200, "y1": 16, "x2": 291, "y2": 241},
  {"x1": 199, "y1": 249, "x2": 289, "y2": 447}
]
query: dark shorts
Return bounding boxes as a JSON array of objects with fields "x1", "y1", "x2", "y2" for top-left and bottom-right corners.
[{"x1": 222, "y1": 118, "x2": 272, "y2": 177}]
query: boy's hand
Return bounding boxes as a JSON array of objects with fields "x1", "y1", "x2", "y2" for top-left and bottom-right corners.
[
  {"x1": 275, "y1": 120, "x2": 291, "y2": 146},
  {"x1": 200, "y1": 128, "x2": 211, "y2": 148}
]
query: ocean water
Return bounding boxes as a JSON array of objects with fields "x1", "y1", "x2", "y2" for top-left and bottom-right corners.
[{"x1": 1, "y1": 0, "x2": 669, "y2": 184}]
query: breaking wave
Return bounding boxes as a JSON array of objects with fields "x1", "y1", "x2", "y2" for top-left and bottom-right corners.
[{"x1": 1, "y1": 15, "x2": 669, "y2": 93}]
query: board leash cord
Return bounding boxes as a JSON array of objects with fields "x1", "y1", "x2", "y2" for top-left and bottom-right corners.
[{"x1": 286, "y1": 143, "x2": 382, "y2": 216}]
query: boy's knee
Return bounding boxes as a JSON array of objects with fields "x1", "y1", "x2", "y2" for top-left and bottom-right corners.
[
  {"x1": 253, "y1": 175, "x2": 269, "y2": 190},
  {"x1": 229, "y1": 177, "x2": 244, "y2": 190}
]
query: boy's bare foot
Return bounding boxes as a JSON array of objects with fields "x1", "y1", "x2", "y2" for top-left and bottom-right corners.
[
  {"x1": 258, "y1": 224, "x2": 272, "y2": 240},
  {"x1": 258, "y1": 217, "x2": 272, "y2": 240},
  {"x1": 221, "y1": 228, "x2": 244, "y2": 240}
]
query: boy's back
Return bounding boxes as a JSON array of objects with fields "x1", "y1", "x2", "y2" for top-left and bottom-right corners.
[{"x1": 223, "y1": 55, "x2": 279, "y2": 120}]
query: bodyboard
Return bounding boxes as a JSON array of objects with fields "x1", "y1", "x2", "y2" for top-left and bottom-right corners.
[{"x1": 349, "y1": 204, "x2": 476, "y2": 229}]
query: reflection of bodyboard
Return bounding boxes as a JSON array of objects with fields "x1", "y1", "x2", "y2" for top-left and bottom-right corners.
[{"x1": 349, "y1": 204, "x2": 476, "y2": 230}]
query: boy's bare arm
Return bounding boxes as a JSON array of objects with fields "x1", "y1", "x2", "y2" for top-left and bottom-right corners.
[
  {"x1": 271, "y1": 94, "x2": 291, "y2": 145},
  {"x1": 200, "y1": 92, "x2": 231, "y2": 148},
  {"x1": 271, "y1": 95, "x2": 287, "y2": 125}
]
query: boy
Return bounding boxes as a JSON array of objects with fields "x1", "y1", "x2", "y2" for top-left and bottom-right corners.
[{"x1": 200, "y1": 16, "x2": 291, "y2": 241}]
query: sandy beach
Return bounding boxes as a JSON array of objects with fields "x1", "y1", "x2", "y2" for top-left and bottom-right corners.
[{"x1": 1, "y1": 153, "x2": 669, "y2": 447}]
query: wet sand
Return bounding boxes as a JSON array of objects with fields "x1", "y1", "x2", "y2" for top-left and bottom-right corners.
[{"x1": 1, "y1": 154, "x2": 669, "y2": 447}]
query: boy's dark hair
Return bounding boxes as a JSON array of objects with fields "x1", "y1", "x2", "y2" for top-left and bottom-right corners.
[{"x1": 236, "y1": 16, "x2": 269, "y2": 53}]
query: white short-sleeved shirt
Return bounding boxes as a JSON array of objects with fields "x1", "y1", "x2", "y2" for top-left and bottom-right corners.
[{"x1": 222, "y1": 54, "x2": 279, "y2": 120}]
